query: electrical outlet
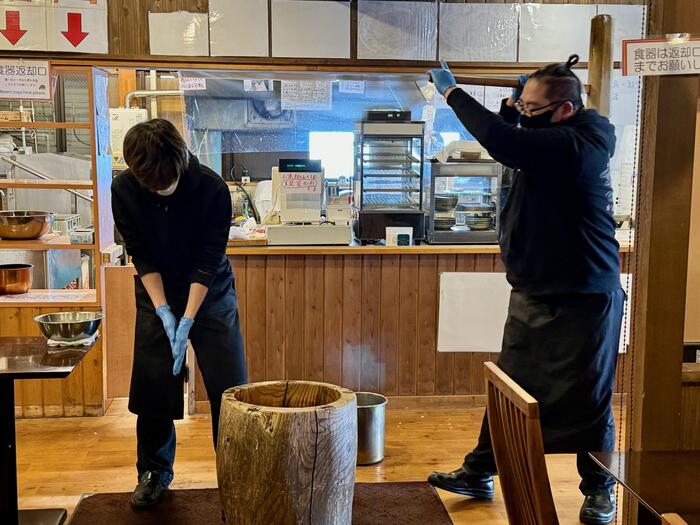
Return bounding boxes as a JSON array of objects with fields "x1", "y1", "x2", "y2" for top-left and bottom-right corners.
[{"x1": 242, "y1": 176, "x2": 251, "y2": 184}]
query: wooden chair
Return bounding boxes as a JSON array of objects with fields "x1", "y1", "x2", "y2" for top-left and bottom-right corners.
[
  {"x1": 662, "y1": 514, "x2": 689, "y2": 525},
  {"x1": 484, "y1": 361, "x2": 559, "y2": 525}
]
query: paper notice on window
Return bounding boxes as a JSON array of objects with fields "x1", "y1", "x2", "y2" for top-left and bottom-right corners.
[
  {"x1": 244, "y1": 79, "x2": 273, "y2": 92},
  {"x1": 280, "y1": 172, "x2": 322, "y2": 194},
  {"x1": 178, "y1": 75, "x2": 206, "y2": 91},
  {"x1": 281, "y1": 80, "x2": 332, "y2": 111},
  {"x1": 484, "y1": 86, "x2": 513, "y2": 112},
  {"x1": 339, "y1": 80, "x2": 365, "y2": 94}
]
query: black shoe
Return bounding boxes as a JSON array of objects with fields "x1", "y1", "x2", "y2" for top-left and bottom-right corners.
[
  {"x1": 580, "y1": 491, "x2": 616, "y2": 525},
  {"x1": 130, "y1": 471, "x2": 168, "y2": 510},
  {"x1": 427, "y1": 466, "x2": 495, "y2": 499}
]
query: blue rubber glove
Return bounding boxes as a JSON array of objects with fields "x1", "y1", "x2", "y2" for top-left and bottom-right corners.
[
  {"x1": 155, "y1": 305, "x2": 176, "y2": 347},
  {"x1": 172, "y1": 316, "x2": 194, "y2": 376},
  {"x1": 512, "y1": 74, "x2": 530, "y2": 102},
  {"x1": 427, "y1": 59, "x2": 456, "y2": 96}
]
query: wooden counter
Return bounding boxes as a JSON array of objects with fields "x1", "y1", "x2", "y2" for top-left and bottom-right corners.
[
  {"x1": 104, "y1": 244, "x2": 632, "y2": 414},
  {"x1": 226, "y1": 239, "x2": 633, "y2": 256}
]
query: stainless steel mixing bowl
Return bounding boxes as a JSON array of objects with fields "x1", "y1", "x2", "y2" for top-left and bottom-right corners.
[
  {"x1": 34, "y1": 311, "x2": 103, "y2": 342},
  {"x1": 0, "y1": 211, "x2": 54, "y2": 240}
]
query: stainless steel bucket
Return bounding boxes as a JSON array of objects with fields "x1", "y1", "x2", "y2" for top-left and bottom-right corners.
[{"x1": 356, "y1": 392, "x2": 388, "y2": 465}]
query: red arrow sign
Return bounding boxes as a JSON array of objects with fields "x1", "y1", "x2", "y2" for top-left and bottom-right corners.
[
  {"x1": 61, "y1": 12, "x2": 89, "y2": 47},
  {"x1": 1, "y1": 11, "x2": 27, "y2": 46}
]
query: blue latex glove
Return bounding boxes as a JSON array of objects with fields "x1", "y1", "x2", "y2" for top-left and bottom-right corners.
[
  {"x1": 512, "y1": 74, "x2": 530, "y2": 102},
  {"x1": 427, "y1": 59, "x2": 456, "y2": 96},
  {"x1": 172, "y1": 316, "x2": 194, "y2": 376},
  {"x1": 155, "y1": 305, "x2": 176, "y2": 346}
]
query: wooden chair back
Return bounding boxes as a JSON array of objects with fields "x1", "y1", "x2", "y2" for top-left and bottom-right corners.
[
  {"x1": 484, "y1": 361, "x2": 559, "y2": 525},
  {"x1": 662, "y1": 514, "x2": 689, "y2": 525}
]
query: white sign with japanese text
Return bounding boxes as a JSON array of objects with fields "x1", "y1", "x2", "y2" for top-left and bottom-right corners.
[
  {"x1": 0, "y1": 58, "x2": 50, "y2": 100},
  {"x1": 623, "y1": 37, "x2": 700, "y2": 77},
  {"x1": 281, "y1": 80, "x2": 332, "y2": 111},
  {"x1": 280, "y1": 172, "x2": 322, "y2": 194},
  {"x1": 178, "y1": 75, "x2": 206, "y2": 91}
]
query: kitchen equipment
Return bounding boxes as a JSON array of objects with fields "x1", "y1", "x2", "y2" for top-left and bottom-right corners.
[
  {"x1": 0, "y1": 263, "x2": 32, "y2": 294},
  {"x1": 424, "y1": 160, "x2": 503, "y2": 244},
  {"x1": 353, "y1": 117, "x2": 425, "y2": 243},
  {"x1": 266, "y1": 159, "x2": 353, "y2": 246},
  {"x1": 69, "y1": 227, "x2": 94, "y2": 244},
  {"x1": 364, "y1": 109, "x2": 411, "y2": 122},
  {"x1": 34, "y1": 311, "x2": 103, "y2": 342},
  {"x1": 51, "y1": 213, "x2": 81, "y2": 235},
  {"x1": 0, "y1": 210, "x2": 54, "y2": 240},
  {"x1": 356, "y1": 392, "x2": 388, "y2": 465}
]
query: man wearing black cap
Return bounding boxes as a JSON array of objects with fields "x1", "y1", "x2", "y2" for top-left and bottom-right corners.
[{"x1": 426, "y1": 57, "x2": 624, "y2": 525}]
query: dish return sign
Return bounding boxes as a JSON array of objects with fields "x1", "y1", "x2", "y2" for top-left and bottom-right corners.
[{"x1": 623, "y1": 35, "x2": 700, "y2": 76}]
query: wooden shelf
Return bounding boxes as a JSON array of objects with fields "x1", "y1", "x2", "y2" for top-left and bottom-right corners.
[
  {"x1": 0, "y1": 179, "x2": 93, "y2": 190},
  {"x1": 0, "y1": 289, "x2": 98, "y2": 308},
  {"x1": 0, "y1": 235, "x2": 94, "y2": 250},
  {"x1": 0, "y1": 121, "x2": 90, "y2": 130}
]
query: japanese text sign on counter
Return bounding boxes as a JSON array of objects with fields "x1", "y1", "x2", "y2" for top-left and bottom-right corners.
[
  {"x1": 623, "y1": 36, "x2": 700, "y2": 76},
  {"x1": 280, "y1": 172, "x2": 322, "y2": 194},
  {"x1": 0, "y1": 59, "x2": 51, "y2": 100}
]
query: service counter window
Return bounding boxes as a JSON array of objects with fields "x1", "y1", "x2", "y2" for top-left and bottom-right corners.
[{"x1": 107, "y1": 68, "x2": 641, "y2": 234}]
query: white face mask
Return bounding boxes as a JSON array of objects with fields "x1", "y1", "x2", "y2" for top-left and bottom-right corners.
[{"x1": 156, "y1": 176, "x2": 179, "y2": 196}]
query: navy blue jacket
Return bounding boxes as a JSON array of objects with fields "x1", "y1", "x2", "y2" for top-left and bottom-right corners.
[{"x1": 446, "y1": 89, "x2": 620, "y2": 294}]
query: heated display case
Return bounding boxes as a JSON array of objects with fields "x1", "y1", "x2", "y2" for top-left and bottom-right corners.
[
  {"x1": 353, "y1": 117, "x2": 425, "y2": 243},
  {"x1": 424, "y1": 159, "x2": 503, "y2": 244}
]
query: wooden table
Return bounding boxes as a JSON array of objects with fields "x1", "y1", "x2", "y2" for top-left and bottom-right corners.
[
  {"x1": 0, "y1": 336, "x2": 96, "y2": 525},
  {"x1": 590, "y1": 451, "x2": 700, "y2": 524}
]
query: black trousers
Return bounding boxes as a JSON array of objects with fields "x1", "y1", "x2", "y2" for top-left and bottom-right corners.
[
  {"x1": 464, "y1": 289, "x2": 624, "y2": 496},
  {"x1": 132, "y1": 298, "x2": 247, "y2": 485}
]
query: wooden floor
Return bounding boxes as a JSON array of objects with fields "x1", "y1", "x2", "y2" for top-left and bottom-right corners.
[{"x1": 16, "y1": 400, "x2": 626, "y2": 524}]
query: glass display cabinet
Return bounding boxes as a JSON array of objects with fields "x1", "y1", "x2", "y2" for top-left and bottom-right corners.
[
  {"x1": 424, "y1": 159, "x2": 502, "y2": 244},
  {"x1": 353, "y1": 116, "x2": 425, "y2": 243}
]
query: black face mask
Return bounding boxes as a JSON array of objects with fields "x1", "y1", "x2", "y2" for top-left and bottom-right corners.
[{"x1": 519, "y1": 109, "x2": 556, "y2": 129}]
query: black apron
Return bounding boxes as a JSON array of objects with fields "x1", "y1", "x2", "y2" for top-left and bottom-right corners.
[
  {"x1": 498, "y1": 288, "x2": 625, "y2": 452},
  {"x1": 128, "y1": 267, "x2": 247, "y2": 420}
]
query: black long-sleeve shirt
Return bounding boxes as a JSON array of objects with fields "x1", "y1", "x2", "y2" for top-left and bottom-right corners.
[
  {"x1": 446, "y1": 89, "x2": 621, "y2": 294},
  {"x1": 111, "y1": 154, "x2": 234, "y2": 308}
]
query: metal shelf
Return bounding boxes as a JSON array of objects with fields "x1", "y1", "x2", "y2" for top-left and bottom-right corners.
[
  {"x1": 0, "y1": 179, "x2": 93, "y2": 190},
  {"x1": 0, "y1": 288, "x2": 98, "y2": 307},
  {"x1": 362, "y1": 188, "x2": 420, "y2": 193},
  {"x1": 0, "y1": 235, "x2": 94, "y2": 250},
  {"x1": 0, "y1": 121, "x2": 90, "y2": 129}
]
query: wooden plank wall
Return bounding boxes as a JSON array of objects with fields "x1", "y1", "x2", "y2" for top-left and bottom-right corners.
[
  {"x1": 5, "y1": 307, "x2": 104, "y2": 418},
  {"x1": 230, "y1": 253, "x2": 503, "y2": 397},
  {"x1": 191, "y1": 252, "x2": 630, "y2": 405}
]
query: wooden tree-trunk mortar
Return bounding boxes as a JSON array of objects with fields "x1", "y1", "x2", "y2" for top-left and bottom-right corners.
[{"x1": 217, "y1": 381, "x2": 358, "y2": 525}]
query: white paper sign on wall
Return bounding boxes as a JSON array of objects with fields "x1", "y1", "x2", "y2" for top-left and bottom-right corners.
[
  {"x1": 178, "y1": 75, "x2": 206, "y2": 91},
  {"x1": 623, "y1": 37, "x2": 700, "y2": 76},
  {"x1": 46, "y1": 1, "x2": 108, "y2": 54},
  {"x1": 0, "y1": 5, "x2": 47, "y2": 51},
  {"x1": 0, "y1": 58, "x2": 51, "y2": 100},
  {"x1": 281, "y1": 80, "x2": 332, "y2": 111}
]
